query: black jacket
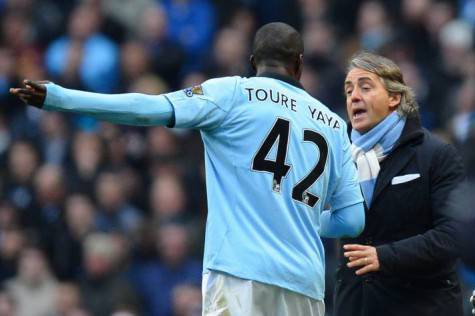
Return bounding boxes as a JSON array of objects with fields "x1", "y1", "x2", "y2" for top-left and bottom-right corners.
[{"x1": 334, "y1": 116, "x2": 465, "y2": 316}]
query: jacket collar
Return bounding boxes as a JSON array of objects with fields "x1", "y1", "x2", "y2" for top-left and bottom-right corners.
[
  {"x1": 392, "y1": 114, "x2": 425, "y2": 149},
  {"x1": 257, "y1": 72, "x2": 305, "y2": 90}
]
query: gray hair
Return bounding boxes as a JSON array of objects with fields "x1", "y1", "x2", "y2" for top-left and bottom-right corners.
[{"x1": 347, "y1": 52, "x2": 418, "y2": 117}]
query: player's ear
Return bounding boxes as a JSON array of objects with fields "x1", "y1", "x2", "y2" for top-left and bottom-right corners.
[
  {"x1": 250, "y1": 55, "x2": 257, "y2": 72},
  {"x1": 295, "y1": 54, "x2": 304, "y2": 80}
]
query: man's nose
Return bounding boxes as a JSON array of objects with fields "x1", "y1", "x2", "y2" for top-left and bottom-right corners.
[{"x1": 350, "y1": 88, "x2": 361, "y2": 101}]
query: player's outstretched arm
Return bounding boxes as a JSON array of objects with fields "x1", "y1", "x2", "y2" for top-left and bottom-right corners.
[
  {"x1": 10, "y1": 80, "x2": 174, "y2": 127},
  {"x1": 320, "y1": 202, "x2": 365, "y2": 238}
]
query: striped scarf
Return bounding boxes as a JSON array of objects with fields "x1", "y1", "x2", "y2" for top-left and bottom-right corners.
[{"x1": 350, "y1": 111, "x2": 406, "y2": 207}]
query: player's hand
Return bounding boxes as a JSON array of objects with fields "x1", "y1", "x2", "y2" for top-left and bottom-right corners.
[
  {"x1": 344, "y1": 244, "x2": 380, "y2": 275},
  {"x1": 9, "y1": 79, "x2": 49, "y2": 108}
]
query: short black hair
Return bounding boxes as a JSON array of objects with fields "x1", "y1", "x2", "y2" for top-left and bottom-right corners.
[{"x1": 252, "y1": 22, "x2": 304, "y2": 66}]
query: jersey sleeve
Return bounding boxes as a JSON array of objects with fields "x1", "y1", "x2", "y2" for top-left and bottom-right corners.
[
  {"x1": 329, "y1": 121, "x2": 364, "y2": 210},
  {"x1": 43, "y1": 83, "x2": 174, "y2": 126},
  {"x1": 320, "y1": 202, "x2": 365, "y2": 238},
  {"x1": 164, "y1": 76, "x2": 240, "y2": 130}
]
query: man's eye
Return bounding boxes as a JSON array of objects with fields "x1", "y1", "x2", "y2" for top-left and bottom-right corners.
[
  {"x1": 361, "y1": 86, "x2": 371, "y2": 91},
  {"x1": 346, "y1": 90, "x2": 352, "y2": 95}
]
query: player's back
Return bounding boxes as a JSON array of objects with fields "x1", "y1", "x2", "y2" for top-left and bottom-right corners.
[{"x1": 165, "y1": 74, "x2": 361, "y2": 300}]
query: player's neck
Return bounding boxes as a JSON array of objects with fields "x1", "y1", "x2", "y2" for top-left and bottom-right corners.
[{"x1": 256, "y1": 65, "x2": 298, "y2": 81}]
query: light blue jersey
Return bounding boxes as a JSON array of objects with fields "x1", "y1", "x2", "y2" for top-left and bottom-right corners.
[
  {"x1": 164, "y1": 75, "x2": 363, "y2": 300},
  {"x1": 43, "y1": 74, "x2": 363, "y2": 301}
]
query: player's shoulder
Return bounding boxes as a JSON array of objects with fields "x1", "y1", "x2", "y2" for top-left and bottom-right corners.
[
  {"x1": 202, "y1": 76, "x2": 242, "y2": 89},
  {"x1": 204, "y1": 75, "x2": 242, "y2": 83},
  {"x1": 196, "y1": 76, "x2": 240, "y2": 100}
]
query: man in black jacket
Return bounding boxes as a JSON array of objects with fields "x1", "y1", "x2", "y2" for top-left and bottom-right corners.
[{"x1": 334, "y1": 52, "x2": 465, "y2": 316}]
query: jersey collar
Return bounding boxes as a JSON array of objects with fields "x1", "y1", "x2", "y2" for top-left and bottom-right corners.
[{"x1": 257, "y1": 72, "x2": 305, "y2": 90}]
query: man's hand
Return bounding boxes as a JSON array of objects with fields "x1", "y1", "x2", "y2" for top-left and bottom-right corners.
[
  {"x1": 344, "y1": 244, "x2": 380, "y2": 275},
  {"x1": 470, "y1": 290, "x2": 474, "y2": 315},
  {"x1": 9, "y1": 80, "x2": 49, "y2": 108}
]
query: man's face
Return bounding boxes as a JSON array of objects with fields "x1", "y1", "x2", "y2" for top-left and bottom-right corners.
[{"x1": 345, "y1": 68, "x2": 400, "y2": 133}]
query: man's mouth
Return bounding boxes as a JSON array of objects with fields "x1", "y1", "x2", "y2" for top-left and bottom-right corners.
[{"x1": 352, "y1": 109, "x2": 367, "y2": 120}]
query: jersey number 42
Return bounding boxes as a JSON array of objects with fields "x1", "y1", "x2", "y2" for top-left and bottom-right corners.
[{"x1": 252, "y1": 118, "x2": 328, "y2": 208}]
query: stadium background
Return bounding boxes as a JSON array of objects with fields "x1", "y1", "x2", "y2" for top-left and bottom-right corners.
[{"x1": 0, "y1": 0, "x2": 474, "y2": 315}]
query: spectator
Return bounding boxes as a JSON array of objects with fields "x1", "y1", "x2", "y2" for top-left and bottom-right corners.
[
  {"x1": 66, "y1": 132, "x2": 104, "y2": 196},
  {"x1": 430, "y1": 19, "x2": 474, "y2": 129},
  {"x1": 130, "y1": 223, "x2": 201, "y2": 316},
  {"x1": 119, "y1": 41, "x2": 151, "y2": 91},
  {"x1": 3, "y1": 140, "x2": 40, "y2": 219},
  {"x1": 0, "y1": 290, "x2": 16, "y2": 316},
  {"x1": 136, "y1": 3, "x2": 185, "y2": 89},
  {"x1": 0, "y1": 201, "x2": 20, "y2": 230},
  {"x1": 398, "y1": 0, "x2": 434, "y2": 66},
  {"x1": 205, "y1": 27, "x2": 250, "y2": 77},
  {"x1": 228, "y1": 6, "x2": 257, "y2": 42},
  {"x1": 79, "y1": 233, "x2": 139, "y2": 316},
  {"x1": 0, "y1": 9, "x2": 35, "y2": 51},
  {"x1": 149, "y1": 173, "x2": 188, "y2": 223},
  {"x1": 357, "y1": 0, "x2": 393, "y2": 51},
  {"x1": 48, "y1": 282, "x2": 82, "y2": 316},
  {"x1": 146, "y1": 127, "x2": 181, "y2": 161},
  {"x1": 94, "y1": 171, "x2": 143, "y2": 238},
  {"x1": 39, "y1": 112, "x2": 69, "y2": 166},
  {"x1": 162, "y1": 0, "x2": 216, "y2": 72},
  {"x1": 302, "y1": 19, "x2": 346, "y2": 114},
  {"x1": 5, "y1": 247, "x2": 58, "y2": 316},
  {"x1": 461, "y1": 0, "x2": 475, "y2": 26},
  {"x1": 128, "y1": 74, "x2": 169, "y2": 95},
  {"x1": 49, "y1": 194, "x2": 96, "y2": 280},
  {"x1": 0, "y1": 228, "x2": 25, "y2": 283},
  {"x1": 171, "y1": 283, "x2": 201, "y2": 316},
  {"x1": 0, "y1": 118, "x2": 10, "y2": 175},
  {"x1": 100, "y1": 0, "x2": 152, "y2": 36},
  {"x1": 45, "y1": 2, "x2": 119, "y2": 93},
  {"x1": 32, "y1": 164, "x2": 66, "y2": 237},
  {"x1": 0, "y1": 48, "x2": 17, "y2": 117}
]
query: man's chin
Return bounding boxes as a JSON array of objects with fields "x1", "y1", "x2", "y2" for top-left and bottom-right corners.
[{"x1": 351, "y1": 121, "x2": 370, "y2": 134}]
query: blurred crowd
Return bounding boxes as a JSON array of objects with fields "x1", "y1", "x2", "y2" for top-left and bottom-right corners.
[{"x1": 0, "y1": 0, "x2": 474, "y2": 315}]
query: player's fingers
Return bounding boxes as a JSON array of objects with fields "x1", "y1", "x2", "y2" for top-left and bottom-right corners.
[
  {"x1": 14, "y1": 88, "x2": 35, "y2": 94},
  {"x1": 343, "y1": 244, "x2": 367, "y2": 251},
  {"x1": 18, "y1": 95, "x2": 29, "y2": 104},
  {"x1": 9, "y1": 88, "x2": 25, "y2": 95},
  {"x1": 9, "y1": 88, "x2": 31, "y2": 97},
  {"x1": 10, "y1": 87, "x2": 34, "y2": 95},
  {"x1": 24, "y1": 79, "x2": 46, "y2": 90},
  {"x1": 348, "y1": 256, "x2": 357, "y2": 262},
  {"x1": 12, "y1": 92, "x2": 33, "y2": 103},
  {"x1": 15, "y1": 92, "x2": 32, "y2": 100}
]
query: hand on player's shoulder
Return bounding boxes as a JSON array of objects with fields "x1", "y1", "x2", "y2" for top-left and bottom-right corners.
[{"x1": 9, "y1": 79, "x2": 49, "y2": 108}]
